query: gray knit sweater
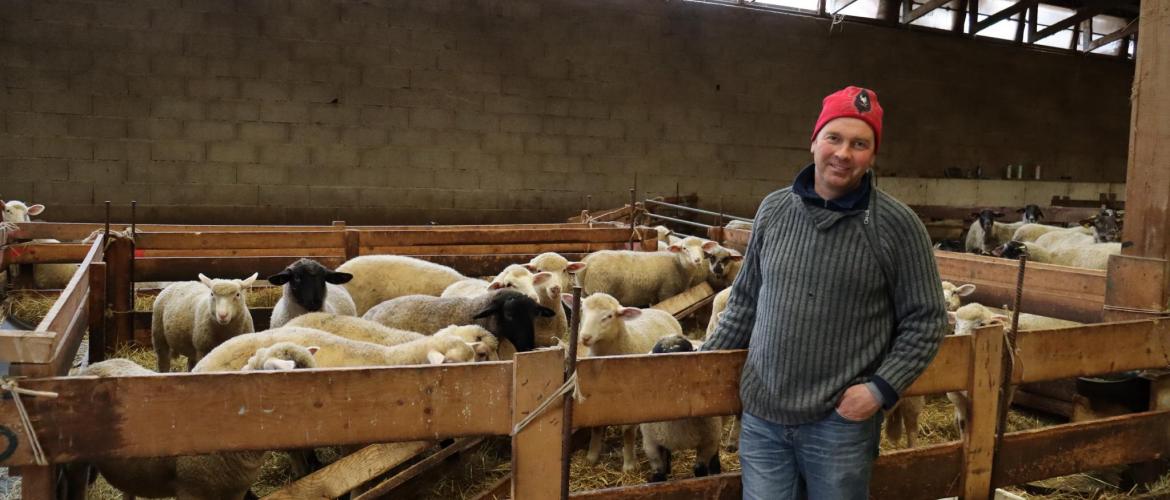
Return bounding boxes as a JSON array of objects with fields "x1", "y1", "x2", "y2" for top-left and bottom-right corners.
[{"x1": 702, "y1": 181, "x2": 948, "y2": 425}]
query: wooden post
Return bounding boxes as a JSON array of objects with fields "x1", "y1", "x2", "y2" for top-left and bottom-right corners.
[
  {"x1": 512, "y1": 348, "x2": 567, "y2": 500},
  {"x1": 344, "y1": 229, "x2": 360, "y2": 261},
  {"x1": 104, "y1": 235, "x2": 133, "y2": 350},
  {"x1": 962, "y1": 324, "x2": 1006, "y2": 499},
  {"x1": 18, "y1": 466, "x2": 55, "y2": 500},
  {"x1": 87, "y1": 261, "x2": 106, "y2": 364}
]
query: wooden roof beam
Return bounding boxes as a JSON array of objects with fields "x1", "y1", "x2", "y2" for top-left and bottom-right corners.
[
  {"x1": 973, "y1": 0, "x2": 1038, "y2": 34},
  {"x1": 1029, "y1": 5, "x2": 1106, "y2": 43},
  {"x1": 1085, "y1": 17, "x2": 1139, "y2": 52},
  {"x1": 902, "y1": 0, "x2": 951, "y2": 24}
]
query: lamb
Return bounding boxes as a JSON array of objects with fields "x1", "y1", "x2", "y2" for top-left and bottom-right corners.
[
  {"x1": 941, "y1": 281, "x2": 977, "y2": 312},
  {"x1": 705, "y1": 287, "x2": 732, "y2": 338},
  {"x1": 639, "y1": 336, "x2": 722, "y2": 482},
  {"x1": 1, "y1": 199, "x2": 78, "y2": 289},
  {"x1": 194, "y1": 326, "x2": 478, "y2": 372},
  {"x1": 532, "y1": 272, "x2": 569, "y2": 348},
  {"x1": 267, "y1": 258, "x2": 356, "y2": 328},
  {"x1": 441, "y1": 264, "x2": 551, "y2": 302},
  {"x1": 78, "y1": 347, "x2": 315, "y2": 500},
  {"x1": 570, "y1": 292, "x2": 683, "y2": 473},
  {"x1": 578, "y1": 237, "x2": 708, "y2": 307},
  {"x1": 152, "y1": 273, "x2": 258, "y2": 372},
  {"x1": 441, "y1": 278, "x2": 490, "y2": 298},
  {"x1": 363, "y1": 288, "x2": 555, "y2": 355},
  {"x1": 524, "y1": 252, "x2": 587, "y2": 294},
  {"x1": 336, "y1": 255, "x2": 467, "y2": 315},
  {"x1": 724, "y1": 220, "x2": 753, "y2": 231},
  {"x1": 704, "y1": 243, "x2": 743, "y2": 290},
  {"x1": 654, "y1": 225, "x2": 671, "y2": 251}
]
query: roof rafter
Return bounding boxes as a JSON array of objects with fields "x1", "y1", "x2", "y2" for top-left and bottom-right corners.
[
  {"x1": 1084, "y1": 17, "x2": 1139, "y2": 52},
  {"x1": 1029, "y1": 5, "x2": 1107, "y2": 42},
  {"x1": 902, "y1": 0, "x2": 952, "y2": 24},
  {"x1": 973, "y1": 0, "x2": 1039, "y2": 34}
]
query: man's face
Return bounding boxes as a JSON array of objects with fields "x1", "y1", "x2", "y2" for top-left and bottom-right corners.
[{"x1": 810, "y1": 117, "x2": 876, "y2": 199}]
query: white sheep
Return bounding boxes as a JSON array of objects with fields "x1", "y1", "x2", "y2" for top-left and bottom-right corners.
[
  {"x1": 194, "y1": 326, "x2": 478, "y2": 372},
  {"x1": 1, "y1": 199, "x2": 78, "y2": 289},
  {"x1": 267, "y1": 258, "x2": 357, "y2": 328},
  {"x1": 80, "y1": 346, "x2": 315, "y2": 500},
  {"x1": 532, "y1": 272, "x2": 569, "y2": 348},
  {"x1": 998, "y1": 240, "x2": 1122, "y2": 271},
  {"x1": 941, "y1": 281, "x2": 977, "y2": 312},
  {"x1": 704, "y1": 243, "x2": 743, "y2": 290},
  {"x1": 441, "y1": 278, "x2": 490, "y2": 298},
  {"x1": 285, "y1": 312, "x2": 424, "y2": 346},
  {"x1": 578, "y1": 237, "x2": 708, "y2": 307},
  {"x1": 523, "y1": 252, "x2": 587, "y2": 294},
  {"x1": 724, "y1": 220, "x2": 753, "y2": 231},
  {"x1": 638, "y1": 335, "x2": 722, "y2": 482},
  {"x1": 152, "y1": 273, "x2": 259, "y2": 372},
  {"x1": 336, "y1": 255, "x2": 467, "y2": 315},
  {"x1": 705, "y1": 287, "x2": 732, "y2": 338},
  {"x1": 441, "y1": 264, "x2": 550, "y2": 302},
  {"x1": 569, "y1": 292, "x2": 683, "y2": 473}
]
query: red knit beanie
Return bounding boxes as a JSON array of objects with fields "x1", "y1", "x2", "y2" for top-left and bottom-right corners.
[{"x1": 811, "y1": 86, "x2": 883, "y2": 153}]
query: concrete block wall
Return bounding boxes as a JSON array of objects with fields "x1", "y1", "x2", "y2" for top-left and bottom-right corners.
[{"x1": 0, "y1": 0, "x2": 1134, "y2": 224}]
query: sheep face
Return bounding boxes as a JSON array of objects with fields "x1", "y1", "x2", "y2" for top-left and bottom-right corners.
[
  {"x1": 435, "y1": 324, "x2": 500, "y2": 362},
  {"x1": 488, "y1": 265, "x2": 552, "y2": 302},
  {"x1": 1, "y1": 200, "x2": 45, "y2": 223},
  {"x1": 524, "y1": 252, "x2": 586, "y2": 293},
  {"x1": 705, "y1": 244, "x2": 743, "y2": 282},
  {"x1": 199, "y1": 273, "x2": 259, "y2": 326},
  {"x1": 472, "y1": 289, "x2": 555, "y2": 353},
  {"x1": 669, "y1": 237, "x2": 708, "y2": 272},
  {"x1": 268, "y1": 258, "x2": 353, "y2": 312},
  {"x1": 970, "y1": 209, "x2": 1004, "y2": 246},
  {"x1": 1018, "y1": 204, "x2": 1044, "y2": 224},
  {"x1": 949, "y1": 303, "x2": 1008, "y2": 336},
  {"x1": 940, "y1": 281, "x2": 976, "y2": 312},
  {"x1": 243, "y1": 342, "x2": 319, "y2": 371},
  {"x1": 577, "y1": 293, "x2": 641, "y2": 348},
  {"x1": 424, "y1": 335, "x2": 478, "y2": 365},
  {"x1": 1082, "y1": 207, "x2": 1122, "y2": 243},
  {"x1": 651, "y1": 335, "x2": 694, "y2": 354}
]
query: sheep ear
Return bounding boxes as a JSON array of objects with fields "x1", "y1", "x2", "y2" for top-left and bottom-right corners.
[
  {"x1": 426, "y1": 351, "x2": 446, "y2": 365},
  {"x1": 566, "y1": 262, "x2": 586, "y2": 273},
  {"x1": 198, "y1": 273, "x2": 214, "y2": 288},
  {"x1": 240, "y1": 272, "x2": 259, "y2": 288},
  {"x1": 472, "y1": 302, "x2": 501, "y2": 319},
  {"x1": 522, "y1": 264, "x2": 539, "y2": 273},
  {"x1": 561, "y1": 293, "x2": 575, "y2": 309},
  {"x1": 307, "y1": 346, "x2": 320, "y2": 355},
  {"x1": 667, "y1": 244, "x2": 684, "y2": 253},
  {"x1": 701, "y1": 241, "x2": 720, "y2": 252},
  {"x1": 729, "y1": 254, "x2": 744, "y2": 262},
  {"x1": 955, "y1": 284, "x2": 977, "y2": 296},
  {"x1": 263, "y1": 358, "x2": 297, "y2": 371},
  {"x1": 26, "y1": 204, "x2": 45, "y2": 216},
  {"x1": 487, "y1": 281, "x2": 505, "y2": 290},
  {"x1": 325, "y1": 271, "x2": 353, "y2": 284},
  {"x1": 617, "y1": 307, "x2": 642, "y2": 320},
  {"x1": 532, "y1": 272, "x2": 553, "y2": 286},
  {"x1": 267, "y1": 270, "x2": 292, "y2": 285}
]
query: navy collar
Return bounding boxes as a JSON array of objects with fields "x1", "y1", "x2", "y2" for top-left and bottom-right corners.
[{"x1": 792, "y1": 163, "x2": 872, "y2": 212}]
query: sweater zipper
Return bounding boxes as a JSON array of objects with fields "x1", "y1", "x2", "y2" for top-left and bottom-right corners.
[{"x1": 864, "y1": 209, "x2": 871, "y2": 225}]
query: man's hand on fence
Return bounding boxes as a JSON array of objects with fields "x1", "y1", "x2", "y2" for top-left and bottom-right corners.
[{"x1": 835, "y1": 384, "x2": 881, "y2": 421}]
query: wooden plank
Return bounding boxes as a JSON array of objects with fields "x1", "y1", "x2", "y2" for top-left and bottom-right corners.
[
  {"x1": 973, "y1": 0, "x2": 1037, "y2": 33},
  {"x1": 106, "y1": 236, "x2": 133, "y2": 348},
  {"x1": 18, "y1": 465, "x2": 55, "y2": 500},
  {"x1": 353, "y1": 438, "x2": 484, "y2": 500},
  {"x1": 1123, "y1": 0, "x2": 1170, "y2": 265},
  {"x1": 651, "y1": 282, "x2": 715, "y2": 317},
  {"x1": 903, "y1": 334, "x2": 971, "y2": 397},
  {"x1": 263, "y1": 441, "x2": 432, "y2": 500},
  {"x1": 1104, "y1": 254, "x2": 1168, "y2": 316},
  {"x1": 511, "y1": 348, "x2": 566, "y2": 500},
  {"x1": 569, "y1": 472, "x2": 742, "y2": 500},
  {"x1": 0, "y1": 331, "x2": 55, "y2": 363},
  {"x1": 471, "y1": 473, "x2": 512, "y2": 500},
  {"x1": 0, "y1": 362, "x2": 513, "y2": 467},
  {"x1": 134, "y1": 231, "x2": 345, "y2": 250},
  {"x1": 137, "y1": 248, "x2": 344, "y2": 258},
  {"x1": 1085, "y1": 18, "x2": 1139, "y2": 52},
  {"x1": 567, "y1": 205, "x2": 633, "y2": 224},
  {"x1": 935, "y1": 251, "x2": 1105, "y2": 323},
  {"x1": 574, "y1": 351, "x2": 743, "y2": 428},
  {"x1": 994, "y1": 410, "x2": 1170, "y2": 487},
  {"x1": 1011, "y1": 389, "x2": 1074, "y2": 418},
  {"x1": 2, "y1": 243, "x2": 90, "y2": 264},
  {"x1": 902, "y1": 0, "x2": 950, "y2": 24},
  {"x1": 358, "y1": 227, "x2": 635, "y2": 247},
  {"x1": 872, "y1": 442, "x2": 964, "y2": 500},
  {"x1": 961, "y1": 323, "x2": 1005, "y2": 499},
  {"x1": 8, "y1": 222, "x2": 343, "y2": 241},
  {"x1": 87, "y1": 261, "x2": 106, "y2": 364},
  {"x1": 1013, "y1": 319, "x2": 1170, "y2": 384},
  {"x1": 134, "y1": 256, "x2": 345, "y2": 282},
  {"x1": 910, "y1": 204, "x2": 1100, "y2": 224},
  {"x1": 363, "y1": 242, "x2": 627, "y2": 256},
  {"x1": 354, "y1": 222, "x2": 601, "y2": 231}
]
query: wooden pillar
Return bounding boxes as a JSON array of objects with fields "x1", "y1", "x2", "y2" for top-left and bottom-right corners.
[
  {"x1": 512, "y1": 348, "x2": 567, "y2": 500},
  {"x1": 1106, "y1": 2, "x2": 1170, "y2": 321},
  {"x1": 87, "y1": 261, "x2": 107, "y2": 364},
  {"x1": 961, "y1": 324, "x2": 1005, "y2": 500},
  {"x1": 104, "y1": 236, "x2": 133, "y2": 351},
  {"x1": 18, "y1": 466, "x2": 56, "y2": 500}
]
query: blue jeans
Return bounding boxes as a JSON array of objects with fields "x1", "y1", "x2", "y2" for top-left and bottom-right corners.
[{"x1": 739, "y1": 410, "x2": 882, "y2": 500}]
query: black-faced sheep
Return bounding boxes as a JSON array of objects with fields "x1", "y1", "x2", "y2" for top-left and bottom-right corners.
[{"x1": 267, "y1": 258, "x2": 356, "y2": 328}]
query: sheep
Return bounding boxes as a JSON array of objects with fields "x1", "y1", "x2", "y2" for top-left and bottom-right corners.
[
  {"x1": 285, "y1": 312, "x2": 424, "y2": 346},
  {"x1": 639, "y1": 335, "x2": 722, "y2": 482},
  {"x1": 267, "y1": 258, "x2": 356, "y2": 328},
  {"x1": 79, "y1": 347, "x2": 315, "y2": 500},
  {"x1": 941, "y1": 281, "x2": 977, "y2": 312},
  {"x1": 523, "y1": 252, "x2": 587, "y2": 294},
  {"x1": 724, "y1": 220, "x2": 753, "y2": 231},
  {"x1": 1011, "y1": 223, "x2": 1080, "y2": 243},
  {"x1": 884, "y1": 395, "x2": 926, "y2": 448},
  {"x1": 654, "y1": 225, "x2": 671, "y2": 251},
  {"x1": 194, "y1": 326, "x2": 478, "y2": 372},
  {"x1": 705, "y1": 287, "x2": 732, "y2": 338},
  {"x1": 442, "y1": 264, "x2": 550, "y2": 303},
  {"x1": 964, "y1": 209, "x2": 1005, "y2": 254},
  {"x1": 1, "y1": 199, "x2": 78, "y2": 289},
  {"x1": 986, "y1": 204, "x2": 1046, "y2": 243},
  {"x1": 336, "y1": 255, "x2": 467, "y2": 315},
  {"x1": 442, "y1": 278, "x2": 490, "y2": 298},
  {"x1": 152, "y1": 273, "x2": 259, "y2": 372},
  {"x1": 997, "y1": 240, "x2": 1124, "y2": 271},
  {"x1": 704, "y1": 243, "x2": 743, "y2": 290},
  {"x1": 363, "y1": 288, "x2": 555, "y2": 356},
  {"x1": 569, "y1": 292, "x2": 683, "y2": 473},
  {"x1": 532, "y1": 272, "x2": 569, "y2": 348},
  {"x1": 577, "y1": 237, "x2": 708, "y2": 307}
]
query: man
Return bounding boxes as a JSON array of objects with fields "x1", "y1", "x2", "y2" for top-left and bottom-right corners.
[{"x1": 702, "y1": 86, "x2": 948, "y2": 499}]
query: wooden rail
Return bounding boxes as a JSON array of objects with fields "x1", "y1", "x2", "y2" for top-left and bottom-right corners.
[{"x1": 935, "y1": 250, "x2": 1106, "y2": 323}]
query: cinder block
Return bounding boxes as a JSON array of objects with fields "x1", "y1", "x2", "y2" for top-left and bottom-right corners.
[
  {"x1": 309, "y1": 104, "x2": 360, "y2": 126},
  {"x1": 337, "y1": 167, "x2": 389, "y2": 187},
  {"x1": 241, "y1": 81, "x2": 291, "y2": 102},
  {"x1": 181, "y1": 163, "x2": 238, "y2": 184},
  {"x1": 260, "y1": 144, "x2": 309, "y2": 165},
  {"x1": 151, "y1": 183, "x2": 258, "y2": 206},
  {"x1": 150, "y1": 55, "x2": 204, "y2": 77},
  {"x1": 184, "y1": 121, "x2": 236, "y2": 141},
  {"x1": 258, "y1": 184, "x2": 308, "y2": 207},
  {"x1": 410, "y1": 150, "x2": 454, "y2": 170},
  {"x1": 186, "y1": 78, "x2": 239, "y2": 99},
  {"x1": 404, "y1": 188, "x2": 454, "y2": 209},
  {"x1": 263, "y1": 15, "x2": 314, "y2": 39},
  {"x1": 260, "y1": 102, "x2": 308, "y2": 123},
  {"x1": 452, "y1": 189, "x2": 498, "y2": 210},
  {"x1": 4, "y1": 67, "x2": 68, "y2": 92},
  {"x1": 207, "y1": 142, "x2": 257, "y2": 163},
  {"x1": 525, "y1": 136, "x2": 566, "y2": 155},
  {"x1": 292, "y1": 83, "x2": 341, "y2": 104},
  {"x1": 7, "y1": 111, "x2": 69, "y2": 136},
  {"x1": 293, "y1": 41, "x2": 341, "y2": 62},
  {"x1": 238, "y1": 164, "x2": 289, "y2": 184},
  {"x1": 67, "y1": 160, "x2": 126, "y2": 184},
  {"x1": 129, "y1": 76, "x2": 186, "y2": 97},
  {"x1": 364, "y1": 66, "x2": 410, "y2": 89},
  {"x1": 499, "y1": 114, "x2": 541, "y2": 134},
  {"x1": 6, "y1": 159, "x2": 69, "y2": 181},
  {"x1": 152, "y1": 98, "x2": 205, "y2": 120},
  {"x1": 357, "y1": 187, "x2": 407, "y2": 208},
  {"x1": 359, "y1": 107, "x2": 408, "y2": 127},
  {"x1": 208, "y1": 101, "x2": 260, "y2": 121},
  {"x1": 34, "y1": 137, "x2": 93, "y2": 159},
  {"x1": 485, "y1": 96, "x2": 542, "y2": 115},
  {"x1": 95, "y1": 141, "x2": 150, "y2": 162},
  {"x1": 93, "y1": 96, "x2": 151, "y2": 118},
  {"x1": 541, "y1": 155, "x2": 581, "y2": 173},
  {"x1": 184, "y1": 35, "x2": 236, "y2": 58},
  {"x1": 312, "y1": 145, "x2": 360, "y2": 167},
  {"x1": 308, "y1": 186, "x2": 360, "y2": 207},
  {"x1": 150, "y1": 10, "x2": 204, "y2": 33},
  {"x1": 482, "y1": 132, "x2": 524, "y2": 153},
  {"x1": 68, "y1": 117, "x2": 128, "y2": 139},
  {"x1": 358, "y1": 146, "x2": 407, "y2": 169},
  {"x1": 92, "y1": 3, "x2": 150, "y2": 28},
  {"x1": 408, "y1": 108, "x2": 454, "y2": 129},
  {"x1": 387, "y1": 129, "x2": 433, "y2": 148},
  {"x1": 31, "y1": 181, "x2": 93, "y2": 204},
  {"x1": 125, "y1": 31, "x2": 184, "y2": 54},
  {"x1": 238, "y1": 39, "x2": 292, "y2": 62},
  {"x1": 239, "y1": 123, "x2": 288, "y2": 142},
  {"x1": 68, "y1": 70, "x2": 129, "y2": 95},
  {"x1": 433, "y1": 130, "x2": 481, "y2": 149},
  {"x1": 180, "y1": 0, "x2": 235, "y2": 13},
  {"x1": 207, "y1": 60, "x2": 260, "y2": 79},
  {"x1": 32, "y1": 93, "x2": 90, "y2": 115},
  {"x1": 498, "y1": 153, "x2": 542, "y2": 173},
  {"x1": 203, "y1": 13, "x2": 259, "y2": 36},
  {"x1": 542, "y1": 117, "x2": 585, "y2": 135},
  {"x1": 453, "y1": 111, "x2": 498, "y2": 132},
  {"x1": 454, "y1": 151, "x2": 499, "y2": 171},
  {"x1": 151, "y1": 141, "x2": 204, "y2": 162},
  {"x1": 0, "y1": 89, "x2": 32, "y2": 112},
  {"x1": 0, "y1": 135, "x2": 34, "y2": 157},
  {"x1": 93, "y1": 182, "x2": 151, "y2": 204},
  {"x1": 290, "y1": 124, "x2": 340, "y2": 145},
  {"x1": 340, "y1": 127, "x2": 386, "y2": 147},
  {"x1": 569, "y1": 101, "x2": 609, "y2": 119}
]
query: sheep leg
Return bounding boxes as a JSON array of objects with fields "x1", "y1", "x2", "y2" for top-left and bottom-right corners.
[
  {"x1": 905, "y1": 406, "x2": 920, "y2": 449},
  {"x1": 695, "y1": 434, "x2": 721, "y2": 478},
  {"x1": 621, "y1": 425, "x2": 638, "y2": 473},
  {"x1": 723, "y1": 415, "x2": 741, "y2": 453},
  {"x1": 946, "y1": 391, "x2": 970, "y2": 433},
  {"x1": 642, "y1": 439, "x2": 670, "y2": 483},
  {"x1": 586, "y1": 427, "x2": 604, "y2": 464},
  {"x1": 152, "y1": 316, "x2": 170, "y2": 373}
]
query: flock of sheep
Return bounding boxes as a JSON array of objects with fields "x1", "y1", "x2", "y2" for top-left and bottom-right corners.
[{"x1": 957, "y1": 204, "x2": 1127, "y2": 270}]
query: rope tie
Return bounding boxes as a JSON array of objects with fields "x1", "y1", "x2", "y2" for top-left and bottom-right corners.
[
  {"x1": 0, "y1": 378, "x2": 58, "y2": 466},
  {"x1": 511, "y1": 371, "x2": 585, "y2": 437}
]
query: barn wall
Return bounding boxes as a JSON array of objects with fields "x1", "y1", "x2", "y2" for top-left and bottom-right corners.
[{"x1": 0, "y1": 0, "x2": 1133, "y2": 224}]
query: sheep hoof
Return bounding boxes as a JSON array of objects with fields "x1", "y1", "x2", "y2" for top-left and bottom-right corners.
[
  {"x1": 585, "y1": 452, "x2": 600, "y2": 465},
  {"x1": 622, "y1": 462, "x2": 637, "y2": 474},
  {"x1": 723, "y1": 443, "x2": 738, "y2": 453},
  {"x1": 648, "y1": 472, "x2": 668, "y2": 482}
]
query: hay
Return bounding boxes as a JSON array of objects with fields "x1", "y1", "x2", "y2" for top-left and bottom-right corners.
[
  {"x1": 4, "y1": 290, "x2": 59, "y2": 328},
  {"x1": 132, "y1": 285, "x2": 283, "y2": 312}
]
